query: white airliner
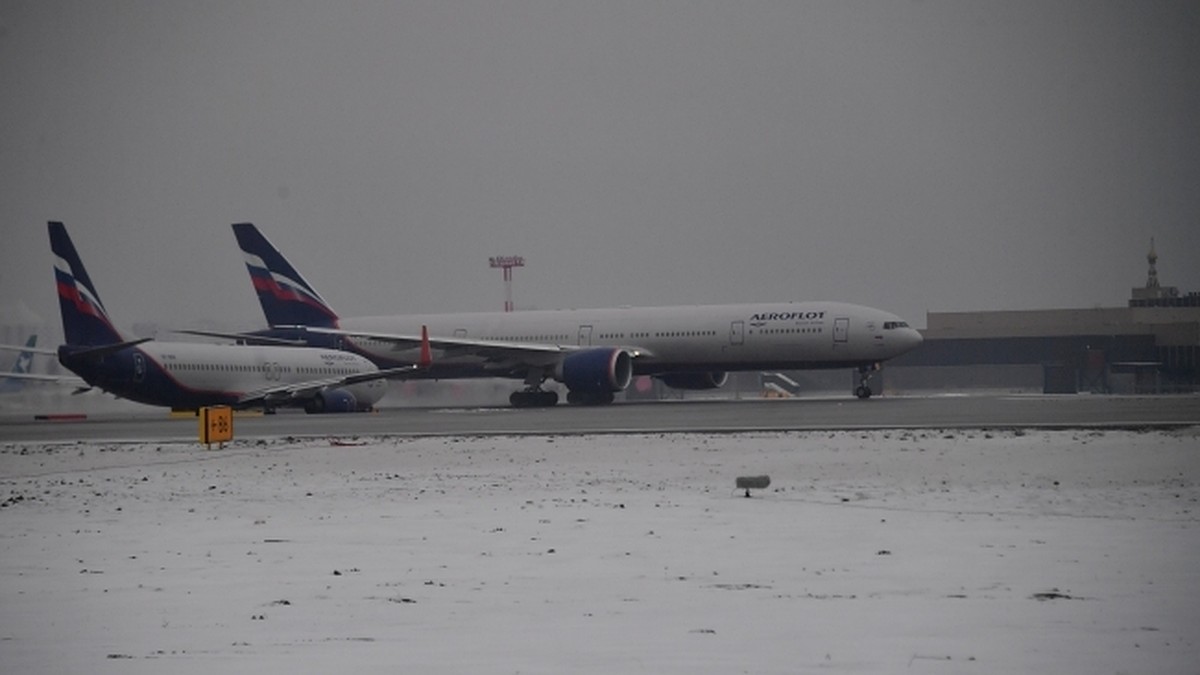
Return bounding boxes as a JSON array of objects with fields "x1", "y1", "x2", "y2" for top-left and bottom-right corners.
[
  {"x1": 30, "y1": 222, "x2": 428, "y2": 413},
  {"x1": 224, "y1": 223, "x2": 923, "y2": 407}
]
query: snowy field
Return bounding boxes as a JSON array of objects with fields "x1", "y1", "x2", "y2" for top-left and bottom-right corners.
[{"x1": 1, "y1": 428, "x2": 1198, "y2": 674}]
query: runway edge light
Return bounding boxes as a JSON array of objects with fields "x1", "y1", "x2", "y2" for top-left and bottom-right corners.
[{"x1": 199, "y1": 406, "x2": 233, "y2": 448}]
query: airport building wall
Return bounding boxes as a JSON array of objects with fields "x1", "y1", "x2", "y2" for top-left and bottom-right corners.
[{"x1": 888, "y1": 305, "x2": 1199, "y2": 394}]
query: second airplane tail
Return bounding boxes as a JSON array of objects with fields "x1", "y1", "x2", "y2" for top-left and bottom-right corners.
[
  {"x1": 232, "y1": 223, "x2": 340, "y2": 329},
  {"x1": 49, "y1": 221, "x2": 125, "y2": 347}
]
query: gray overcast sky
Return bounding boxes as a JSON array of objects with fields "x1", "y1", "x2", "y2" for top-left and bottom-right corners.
[{"x1": 2, "y1": 0, "x2": 1198, "y2": 338}]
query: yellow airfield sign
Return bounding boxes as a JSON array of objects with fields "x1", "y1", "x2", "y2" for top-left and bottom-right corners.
[{"x1": 199, "y1": 406, "x2": 233, "y2": 447}]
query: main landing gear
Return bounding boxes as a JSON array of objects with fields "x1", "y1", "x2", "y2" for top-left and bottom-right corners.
[
  {"x1": 508, "y1": 370, "x2": 617, "y2": 407},
  {"x1": 509, "y1": 389, "x2": 616, "y2": 407},
  {"x1": 854, "y1": 363, "x2": 879, "y2": 399},
  {"x1": 510, "y1": 388, "x2": 559, "y2": 408},
  {"x1": 509, "y1": 370, "x2": 560, "y2": 407}
]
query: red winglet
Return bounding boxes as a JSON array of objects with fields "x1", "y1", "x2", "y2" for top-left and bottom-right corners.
[{"x1": 418, "y1": 324, "x2": 432, "y2": 368}]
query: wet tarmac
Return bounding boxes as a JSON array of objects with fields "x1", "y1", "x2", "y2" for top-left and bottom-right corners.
[{"x1": 2, "y1": 393, "x2": 1196, "y2": 443}]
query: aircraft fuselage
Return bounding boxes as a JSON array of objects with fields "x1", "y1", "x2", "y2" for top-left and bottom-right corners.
[
  {"x1": 59, "y1": 342, "x2": 386, "y2": 411},
  {"x1": 325, "y1": 301, "x2": 922, "y2": 379}
]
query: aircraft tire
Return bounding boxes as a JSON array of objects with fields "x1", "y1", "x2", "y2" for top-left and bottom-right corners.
[{"x1": 510, "y1": 390, "x2": 559, "y2": 408}]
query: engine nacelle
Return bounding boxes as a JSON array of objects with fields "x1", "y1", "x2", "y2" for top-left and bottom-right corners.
[
  {"x1": 556, "y1": 348, "x2": 634, "y2": 393},
  {"x1": 305, "y1": 387, "x2": 359, "y2": 414},
  {"x1": 656, "y1": 371, "x2": 728, "y2": 390}
]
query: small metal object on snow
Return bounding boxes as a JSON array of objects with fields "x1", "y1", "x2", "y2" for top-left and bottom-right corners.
[{"x1": 735, "y1": 475, "x2": 770, "y2": 497}]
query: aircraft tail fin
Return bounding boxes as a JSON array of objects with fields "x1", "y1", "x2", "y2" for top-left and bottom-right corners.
[
  {"x1": 0, "y1": 335, "x2": 38, "y2": 393},
  {"x1": 48, "y1": 222, "x2": 125, "y2": 347},
  {"x1": 231, "y1": 223, "x2": 340, "y2": 328},
  {"x1": 11, "y1": 335, "x2": 36, "y2": 375}
]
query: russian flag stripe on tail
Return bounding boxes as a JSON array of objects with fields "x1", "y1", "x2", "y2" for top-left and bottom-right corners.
[
  {"x1": 232, "y1": 223, "x2": 339, "y2": 328},
  {"x1": 48, "y1": 222, "x2": 124, "y2": 346}
]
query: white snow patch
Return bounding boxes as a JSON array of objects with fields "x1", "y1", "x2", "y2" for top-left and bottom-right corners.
[{"x1": 1, "y1": 428, "x2": 1198, "y2": 674}]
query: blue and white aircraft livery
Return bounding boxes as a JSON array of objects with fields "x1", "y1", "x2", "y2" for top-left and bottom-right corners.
[
  {"x1": 0, "y1": 334, "x2": 89, "y2": 392},
  {"x1": 0, "y1": 335, "x2": 41, "y2": 393},
  {"x1": 40, "y1": 222, "x2": 420, "y2": 413},
  {"x1": 225, "y1": 223, "x2": 923, "y2": 407}
]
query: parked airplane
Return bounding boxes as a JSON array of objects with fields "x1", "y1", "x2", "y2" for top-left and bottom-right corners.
[
  {"x1": 1, "y1": 333, "x2": 98, "y2": 395},
  {"x1": 222, "y1": 223, "x2": 923, "y2": 407},
  {"x1": 41, "y1": 222, "x2": 427, "y2": 413},
  {"x1": 0, "y1": 335, "x2": 41, "y2": 393}
]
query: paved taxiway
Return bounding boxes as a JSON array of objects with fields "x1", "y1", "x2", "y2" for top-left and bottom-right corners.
[{"x1": 1, "y1": 394, "x2": 1197, "y2": 443}]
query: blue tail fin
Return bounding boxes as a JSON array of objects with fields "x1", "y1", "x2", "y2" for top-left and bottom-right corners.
[
  {"x1": 49, "y1": 221, "x2": 125, "y2": 346},
  {"x1": 231, "y1": 223, "x2": 339, "y2": 328}
]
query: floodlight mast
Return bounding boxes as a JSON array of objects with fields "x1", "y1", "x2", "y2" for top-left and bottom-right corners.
[{"x1": 488, "y1": 255, "x2": 525, "y2": 312}]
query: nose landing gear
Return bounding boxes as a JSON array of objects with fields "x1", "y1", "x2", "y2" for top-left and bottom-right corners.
[{"x1": 854, "y1": 363, "x2": 880, "y2": 399}]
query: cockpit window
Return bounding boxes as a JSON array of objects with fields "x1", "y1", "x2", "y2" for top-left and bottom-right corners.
[{"x1": 883, "y1": 321, "x2": 909, "y2": 330}]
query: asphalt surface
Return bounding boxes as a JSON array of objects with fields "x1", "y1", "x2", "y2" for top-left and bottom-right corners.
[{"x1": 1, "y1": 394, "x2": 1197, "y2": 443}]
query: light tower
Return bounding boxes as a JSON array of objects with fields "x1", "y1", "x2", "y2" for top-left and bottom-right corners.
[
  {"x1": 1145, "y1": 237, "x2": 1160, "y2": 290},
  {"x1": 489, "y1": 255, "x2": 525, "y2": 312},
  {"x1": 1130, "y1": 236, "x2": 1180, "y2": 305}
]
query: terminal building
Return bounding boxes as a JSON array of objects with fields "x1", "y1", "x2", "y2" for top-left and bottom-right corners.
[{"x1": 888, "y1": 239, "x2": 1199, "y2": 394}]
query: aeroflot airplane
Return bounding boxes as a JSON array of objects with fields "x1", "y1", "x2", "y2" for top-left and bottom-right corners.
[
  {"x1": 35, "y1": 222, "x2": 425, "y2": 413},
  {"x1": 222, "y1": 223, "x2": 923, "y2": 407}
]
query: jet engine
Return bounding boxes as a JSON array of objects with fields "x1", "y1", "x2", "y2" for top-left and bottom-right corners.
[
  {"x1": 656, "y1": 371, "x2": 728, "y2": 390},
  {"x1": 304, "y1": 387, "x2": 359, "y2": 414},
  {"x1": 556, "y1": 348, "x2": 634, "y2": 393}
]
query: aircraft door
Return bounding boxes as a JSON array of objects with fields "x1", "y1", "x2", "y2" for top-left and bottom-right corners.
[
  {"x1": 729, "y1": 321, "x2": 744, "y2": 346},
  {"x1": 454, "y1": 328, "x2": 468, "y2": 338},
  {"x1": 577, "y1": 325, "x2": 593, "y2": 346},
  {"x1": 833, "y1": 317, "x2": 849, "y2": 344}
]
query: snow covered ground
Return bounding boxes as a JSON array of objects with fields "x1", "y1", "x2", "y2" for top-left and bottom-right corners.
[{"x1": 1, "y1": 428, "x2": 1197, "y2": 674}]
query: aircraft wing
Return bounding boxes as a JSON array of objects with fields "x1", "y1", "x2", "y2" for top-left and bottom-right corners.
[
  {"x1": 3, "y1": 372, "x2": 74, "y2": 382},
  {"x1": 236, "y1": 364, "x2": 424, "y2": 407},
  {"x1": 1, "y1": 339, "x2": 88, "y2": 389},
  {"x1": 299, "y1": 327, "x2": 649, "y2": 367},
  {"x1": 173, "y1": 329, "x2": 309, "y2": 347},
  {"x1": 2, "y1": 338, "x2": 153, "y2": 363},
  {"x1": 1, "y1": 371, "x2": 89, "y2": 387},
  {"x1": 0, "y1": 343, "x2": 58, "y2": 356},
  {"x1": 61, "y1": 338, "x2": 154, "y2": 361},
  {"x1": 304, "y1": 326, "x2": 560, "y2": 354}
]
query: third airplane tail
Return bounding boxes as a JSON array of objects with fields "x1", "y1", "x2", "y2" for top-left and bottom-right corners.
[
  {"x1": 0, "y1": 335, "x2": 38, "y2": 393},
  {"x1": 232, "y1": 222, "x2": 340, "y2": 329}
]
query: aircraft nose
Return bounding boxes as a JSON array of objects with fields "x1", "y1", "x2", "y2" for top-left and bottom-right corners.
[{"x1": 906, "y1": 327, "x2": 924, "y2": 351}]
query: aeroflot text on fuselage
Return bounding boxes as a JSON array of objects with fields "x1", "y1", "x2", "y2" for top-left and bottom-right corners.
[{"x1": 749, "y1": 311, "x2": 826, "y2": 322}]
